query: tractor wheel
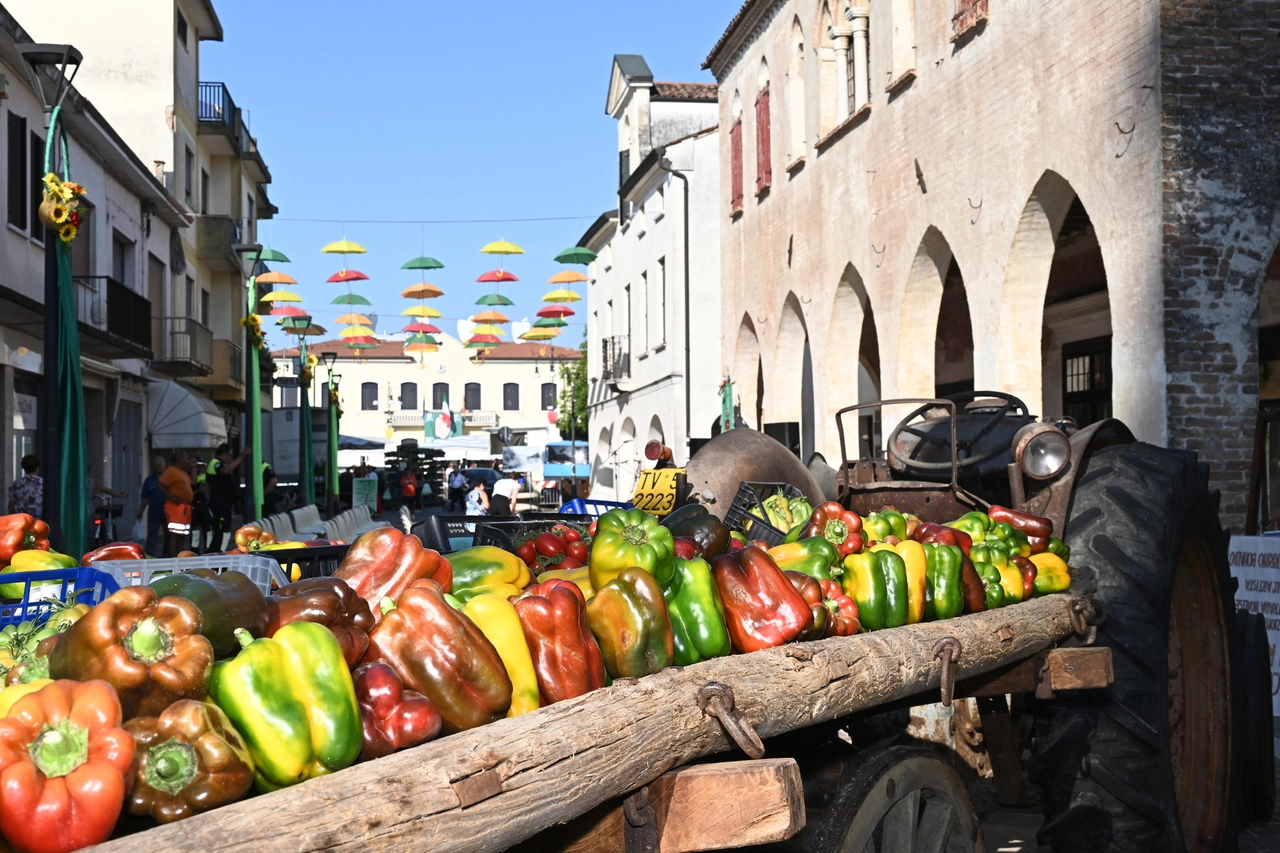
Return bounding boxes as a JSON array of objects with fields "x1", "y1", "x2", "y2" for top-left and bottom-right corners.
[
  {"x1": 1030, "y1": 443, "x2": 1241, "y2": 852},
  {"x1": 1236, "y1": 609, "x2": 1275, "y2": 821}
]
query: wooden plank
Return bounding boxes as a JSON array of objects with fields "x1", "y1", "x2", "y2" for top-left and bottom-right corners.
[
  {"x1": 1047, "y1": 646, "x2": 1113, "y2": 690},
  {"x1": 84, "y1": 594, "x2": 1086, "y2": 853},
  {"x1": 648, "y1": 759, "x2": 804, "y2": 852}
]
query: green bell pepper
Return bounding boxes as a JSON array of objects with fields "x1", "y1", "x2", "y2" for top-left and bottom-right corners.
[
  {"x1": 782, "y1": 521, "x2": 808, "y2": 545},
  {"x1": 449, "y1": 545, "x2": 533, "y2": 600},
  {"x1": 767, "y1": 537, "x2": 839, "y2": 582},
  {"x1": 149, "y1": 568, "x2": 269, "y2": 659},
  {"x1": 864, "y1": 509, "x2": 907, "y2": 542},
  {"x1": 975, "y1": 561, "x2": 1005, "y2": 609},
  {"x1": 663, "y1": 557, "x2": 732, "y2": 666},
  {"x1": 968, "y1": 542, "x2": 1009, "y2": 570},
  {"x1": 923, "y1": 543, "x2": 964, "y2": 620},
  {"x1": 985, "y1": 522, "x2": 1031, "y2": 556},
  {"x1": 842, "y1": 549, "x2": 907, "y2": 631},
  {"x1": 946, "y1": 511, "x2": 990, "y2": 544},
  {"x1": 209, "y1": 622, "x2": 361, "y2": 792},
  {"x1": 589, "y1": 508, "x2": 676, "y2": 592},
  {"x1": 1046, "y1": 537, "x2": 1071, "y2": 563},
  {"x1": 586, "y1": 566, "x2": 674, "y2": 679}
]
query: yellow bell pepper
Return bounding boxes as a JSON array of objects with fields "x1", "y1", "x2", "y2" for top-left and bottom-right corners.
[
  {"x1": 537, "y1": 566, "x2": 594, "y2": 600},
  {"x1": 0, "y1": 678, "x2": 53, "y2": 717},
  {"x1": 1030, "y1": 552, "x2": 1072, "y2": 596},
  {"x1": 463, "y1": 594, "x2": 540, "y2": 717},
  {"x1": 872, "y1": 540, "x2": 928, "y2": 624},
  {"x1": 996, "y1": 565, "x2": 1024, "y2": 604},
  {"x1": 0, "y1": 550, "x2": 77, "y2": 598}
]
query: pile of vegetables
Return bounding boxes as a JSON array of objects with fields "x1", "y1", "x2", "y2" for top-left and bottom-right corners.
[{"x1": 0, "y1": 498, "x2": 1072, "y2": 852}]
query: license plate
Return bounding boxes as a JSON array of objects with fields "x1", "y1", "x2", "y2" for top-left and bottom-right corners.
[{"x1": 631, "y1": 468, "x2": 683, "y2": 517}]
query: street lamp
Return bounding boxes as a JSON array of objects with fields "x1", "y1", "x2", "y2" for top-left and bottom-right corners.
[
  {"x1": 294, "y1": 315, "x2": 316, "y2": 508},
  {"x1": 321, "y1": 351, "x2": 338, "y2": 514}
]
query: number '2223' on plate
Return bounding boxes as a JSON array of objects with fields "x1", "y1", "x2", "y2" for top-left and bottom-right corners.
[{"x1": 631, "y1": 468, "x2": 682, "y2": 516}]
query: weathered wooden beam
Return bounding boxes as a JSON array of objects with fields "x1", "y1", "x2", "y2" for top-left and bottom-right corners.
[
  {"x1": 85, "y1": 594, "x2": 1086, "y2": 853},
  {"x1": 648, "y1": 759, "x2": 804, "y2": 852}
]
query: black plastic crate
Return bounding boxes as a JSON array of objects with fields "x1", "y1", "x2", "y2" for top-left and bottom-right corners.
[
  {"x1": 722, "y1": 482, "x2": 806, "y2": 548},
  {"x1": 256, "y1": 544, "x2": 351, "y2": 583},
  {"x1": 412, "y1": 514, "x2": 591, "y2": 554}
]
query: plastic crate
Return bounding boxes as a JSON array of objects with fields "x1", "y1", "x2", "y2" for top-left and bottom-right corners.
[
  {"x1": 472, "y1": 517, "x2": 592, "y2": 552},
  {"x1": 722, "y1": 482, "x2": 807, "y2": 548},
  {"x1": 0, "y1": 567, "x2": 120, "y2": 628},
  {"x1": 412, "y1": 514, "x2": 592, "y2": 554},
  {"x1": 559, "y1": 498, "x2": 633, "y2": 517},
  {"x1": 255, "y1": 544, "x2": 352, "y2": 582},
  {"x1": 95, "y1": 554, "x2": 289, "y2": 596}
]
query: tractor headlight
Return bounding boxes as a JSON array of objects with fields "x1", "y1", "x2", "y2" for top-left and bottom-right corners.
[{"x1": 1012, "y1": 423, "x2": 1071, "y2": 480}]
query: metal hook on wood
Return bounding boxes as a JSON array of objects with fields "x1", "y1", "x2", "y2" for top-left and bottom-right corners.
[{"x1": 698, "y1": 682, "x2": 765, "y2": 758}]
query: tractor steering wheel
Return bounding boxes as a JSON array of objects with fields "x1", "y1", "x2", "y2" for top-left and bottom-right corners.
[{"x1": 886, "y1": 391, "x2": 1031, "y2": 474}]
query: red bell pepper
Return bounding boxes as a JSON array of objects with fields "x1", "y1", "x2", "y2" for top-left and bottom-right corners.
[
  {"x1": 334, "y1": 528, "x2": 452, "y2": 619},
  {"x1": 0, "y1": 679, "x2": 135, "y2": 853},
  {"x1": 232, "y1": 524, "x2": 275, "y2": 552},
  {"x1": 0, "y1": 514, "x2": 50, "y2": 566},
  {"x1": 988, "y1": 505, "x2": 1053, "y2": 539},
  {"x1": 784, "y1": 570, "x2": 828, "y2": 641},
  {"x1": 352, "y1": 662, "x2": 441, "y2": 761},
  {"x1": 912, "y1": 522, "x2": 973, "y2": 557},
  {"x1": 585, "y1": 568, "x2": 675, "y2": 679},
  {"x1": 81, "y1": 542, "x2": 146, "y2": 565},
  {"x1": 267, "y1": 578, "x2": 376, "y2": 668},
  {"x1": 820, "y1": 580, "x2": 860, "y2": 636},
  {"x1": 513, "y1": 581, "x2": 607, "y2": 704},
  {"x1": 711, "y1": 547, "x2": 812, "y2": 653},
  {"x1": 802, "y1": 502, "x2": 864, "y2": 559}
]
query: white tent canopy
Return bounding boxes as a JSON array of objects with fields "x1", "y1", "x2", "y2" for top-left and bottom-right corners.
[{"x1": 147, "y1": 380, "x2": 226, "y2": 449}]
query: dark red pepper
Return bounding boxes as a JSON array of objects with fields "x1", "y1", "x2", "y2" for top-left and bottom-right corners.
[
  {"x1": 988, "y1": 506, "x2": 1053, "y2": 539},
  {"x1": 1011, "y1": 555, "x2": 1038, "y2": 602},
  {"x1": 711, "y1": 548, "x2": 812, "y2": 653},
  {"x1": 960, "y1": 557, "x2": 987, "y2": 614},
  {"x1": 353, "y1": 662, "x2": 441, "y2": 761},
  {"x1": 912, "y1": 522, "x2": 972, "y2": 557},
  {"x1": 802, "y1": 502, "x2": 864, "y2": 559},
  {"x1": 512, "y1": 581, "x2": 607, "y2": 704},
  {"x1": 81, "y1": 542, "x2": 146, "y2": 565},
  {"x1": 267, "y1": 578, "x2": 376, "y2": 668},
  {"x1": 783, "y1": 570, "x2": 827, "y2": 641}
]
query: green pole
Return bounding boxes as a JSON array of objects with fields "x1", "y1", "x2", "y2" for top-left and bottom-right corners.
[
  {"x1": 328, "y1": 371, "x2": 339, "y2": 512},
  {"x1": 247, "y1": 267, "x2": 264, "y2": 521},
  {"x1": 299, "y1": 338, "x2": 315, "y2": 506}
]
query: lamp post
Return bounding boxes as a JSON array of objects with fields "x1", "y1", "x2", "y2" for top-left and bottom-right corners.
[
  {"x1": 321, "y1": 350, "x2": 338, "y2": 515},
  {"x1": 19, "y1": 44, "x2": 82, "y2": 554},
  {"x1": 298, "y1": 325, "x2": 315, "y2": 507},
  {"x1": 237, "y1": 245, "x2": 288, "y2": 522}
]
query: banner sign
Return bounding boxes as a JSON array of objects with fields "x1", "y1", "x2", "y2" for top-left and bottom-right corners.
[
  {"x1": 352, "y1": 478, "x2": 378, "y2": 511},
  {"x1": 1227, "y1": 535, "x2": 1280, "y2": 714}
]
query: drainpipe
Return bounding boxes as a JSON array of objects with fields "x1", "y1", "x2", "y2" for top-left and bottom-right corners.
[{"x1": 658, "y1": 153, "x2": 692, "y2": 463}]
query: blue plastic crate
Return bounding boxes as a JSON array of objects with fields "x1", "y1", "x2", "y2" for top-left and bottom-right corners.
[
  {"x1": 0, "y1": 567, "x2": 120, "y2": 628},
  {"x1": 559, "y1": 498, "x2": 633, "y2": 517}
]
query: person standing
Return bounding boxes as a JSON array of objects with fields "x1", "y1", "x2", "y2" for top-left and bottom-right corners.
[
  {"x1": 7, "y1": 455, "x2": 42, "y2": 517},
  {"x1": 387, "y1": 464, "x2": 403, "y2": 514},
  {"x1": 207, "y1": 444, "x2": 250, "y2": 552},
  {"x1": 465, "y1": 478, "x2": 490, "y2": 517},
  {"x1": 262, "y1": 462, "x2": 279, "y2": 515},
  {"x1": 448, "y1": 467, "x2": 467, "y2": 513},
  {"x1": 158, "y1": 451, "x2": 194, "y2": 557},
  {"x1": 443, "y1": 460, "x2": 455, "y2": 507},
  {"x1": 490, "y1": 472, "x2": 520, "y2": 517},
  {"x1": 137, "y1": 456, "x2": 166, "y2": 556},
  {"x1": 400, "y1": 469, "x2": 418, "y2": 514}
]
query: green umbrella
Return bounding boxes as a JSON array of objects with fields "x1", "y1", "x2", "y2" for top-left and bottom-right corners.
[
  {"x1": 406, "y1": 333, "x2": 439, "y2": 345},
  {"x1": 402, "y1": 256, "x2": 444, "y2": 270},
  {"x1": 345, "y1": 341, "x2": 379, "y2": 349},
  {"x1": 533, "y1": 316, "x2": 568, "y2": 328},
  {"x1": 331, "y1": 293, "x2": 373, "y2": 306},
  {"x1": 554, "y1": 246, "x2": 597, "y2": 265},
  {"x1": 258, "y1": 247, "x2": 291, "y2": 263},
  {"x1": 475, "y1": 293, "x2": 514, "y2": 306}
]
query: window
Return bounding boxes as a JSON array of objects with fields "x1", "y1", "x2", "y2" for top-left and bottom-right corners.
[
  {"x1": 656, "y1": 258, "x2": 666, "y2": 345},
  {"x1": 184, "y1": 148, "x2": 194, "y2": 204},
  {"x1": 953, "y1": 0, "x2": 989, "y2": 39},
  {"x1": 729, "y1": 119, "x2": 744, "y2": 214},
  {"x1": 321, "y1": 381, "x2": 331, "y2": 409},
  {"x1": 541, "y1": 382, "x2": 557, "y2": 410},
  {"x1": 200, "y1": 169, "x2": 209, "y2": 215},
  {"x1": 282, "y1": 386, "x2": 298, "y2": 408},
  {"x1": 112, "y1": 234, "x2": 133, "y2": 288},
  {"x1": 788, "y1": 19, "x2": 806, "y2": 160},
  {"x1": 636, "y1": 272, "x2": 648, "y2": 352},
  {"x1": 432, "y1": 382, "x2": 449, "y2": 409},
  {"x1": 29, "y1": 132, "x2": 44, "y2": 241},
  {"x1": 7, "y1": 113, "x2": 26, "y2": 229},
  {"x1": 1062, "y1": 336, "x2": 1112, "y2": 428},
  {"x1": 756, "y1": 60, "x2": 772, "y2": 194},
  {"x1": 185, "y1": 277, "x2": 195, "y2": 318},
  {"x1": 400, "y1": 382, "x2": 417, "y2": 411},
  {"x1": 176, "y1": 9, "x2": 188, "y2": 47},
  {"x1": 361, "y1": 382, "x2": 378, "y2": 411},
  {"x1": 201, "y1": 290, "x2": 210, "y2": 325},
  {"x1": 503, "y1": 383, "x2": 519, "y2": 411},
  {"x1": 624, "y1": 285, "x2": 632, "y2": 347},
  {"x1": 464, "y1": 382, "x2": 481, "y2": 410}
]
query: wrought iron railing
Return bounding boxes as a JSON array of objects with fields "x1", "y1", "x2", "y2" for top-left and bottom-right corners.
[
  {"x1": 73, "y1": 276, "x2": 151, "y2": 351},
  {"x1": 602, "y1": 335, "x2": 631, "y2": 382},
  {"x1": 157, "y1": 316, "x2": 213, "y2": 369},
  {"x1": 198, "y1": 82, "x2": 236, "y2": 130}
]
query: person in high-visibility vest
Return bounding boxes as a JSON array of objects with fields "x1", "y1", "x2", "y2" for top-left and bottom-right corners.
[{"x1": 206, "y1": 444, "x2": 250, "y2": 551}]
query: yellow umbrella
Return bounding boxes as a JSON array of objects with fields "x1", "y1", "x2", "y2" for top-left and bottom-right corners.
[
  {"x1": 402, "y1": 305, "x2": 442, "y2": 318},
  {"x1": 547, "y1": 270, "x2": 588, "y2": 284},
  {"x1": 259, "y1": 290, "x2": 303, "y2": 302},
  {"x1": 470, "y1": 324, "x2": 506, "y2": 337},
  {"x1": 521, "y1": 328, "x2": 560, "y2": 341},
  {"x1": 542, "y1": 288, "x2": 583, "y2": 303},
  {"x1": 471, "y1": 310, "x2": 510, "y2": 324},
  {"x1": 335, "y1": 313, "x2": 373, "y2": 325},
  {"x1": 401, "y1": 283, "x2": 444, "y2": 299},
  {"x1": 256, "y1": 271, "x2": 297, "y2": 285},
  {"x1": 480, "y1": 239, "x2": 524, "y2": 255},
  {"x1": 339, "y1": 325, "x2": 376, "y2": 337},
  {"x1": 321, "y1": 239, "x2": 367, "y2": 254},
  {"x1": 404, "y1": 343, "x2": 438, "y2": 353}
]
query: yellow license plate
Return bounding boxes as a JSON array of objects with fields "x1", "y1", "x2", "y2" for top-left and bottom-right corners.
[{"x1": 631, "y1": 468, "x2": 684, "y2": 517}]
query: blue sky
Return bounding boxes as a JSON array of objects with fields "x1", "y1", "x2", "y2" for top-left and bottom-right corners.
[{"x1": 200, "y1": 1, "x2": 740, "y2": 350}]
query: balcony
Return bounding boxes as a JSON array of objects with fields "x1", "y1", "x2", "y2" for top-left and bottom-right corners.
[
  {"x1": 240, "y1": 130, "x2": 271, "y2": 184},
  {"x1": 601, "y1": 335, "x2": 631, "y2": 387},
  {"x1": 72, "y1": 276, "x2": 152, "y2": 360},
  {"x1": 197, "y1": 82, "x2": 241, "y2": 155},
  {"x1": 388, "y1": 412, "x2": 424, "y2": 427},
  {"x1": 197, "y1": 215, "x2": 246, "y2": 272},
  {"x1": 196, "y1": 338, "x2": 245, "y2": 396},
  {"x1": 152, "y1": 317, "x2": 213, "y2": 377},
  {"x1": 463, "y1": 411, "x2": 499, "y2": 428}
]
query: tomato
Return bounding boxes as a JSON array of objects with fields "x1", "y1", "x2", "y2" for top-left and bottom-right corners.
[
  {"x1": 547, "y1": 556, "x2": 584, "y2": 572},
  {"x1": 516, "y1": 541, "x2": 538, "y2": 567},
  {"x1": 566, "y1": 540, "x2": 588, "y2": 562},
  {"x1": 589, "y1": 519, "x2": 598, "y2": 537},
  {"x1": 552, "y1": 524, "x2": 581, "y2": 542},
  {"x1": 534, "y1": 532, "x2": 566, "y2": 559}
]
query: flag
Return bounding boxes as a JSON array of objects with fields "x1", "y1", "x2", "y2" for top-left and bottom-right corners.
[{"x1": 428, "y1": 397, "x2": 462, "y2": 440}]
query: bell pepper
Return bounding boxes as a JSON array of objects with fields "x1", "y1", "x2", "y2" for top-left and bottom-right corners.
[
  {"x1": 513, "y1": 581, "x2": 607, "y2": 704},
  {"x1": 843, "y1": 549, "x2": 908, "y2": 631},
  {"x1": 922, "y1": 543, "x2": 964, "y2": 621},
  {"x1": 463, "y1": 594, "x2": 539, "y2": 717},
  {"x1": 988, "y1": 505, "x2": 1053, "y2": 538},
  {"x1": 267, "y1": 578, "x2": 376, "y2": 668},
  {"x1": 0, "y1": 679, "x2": 52, "y2": 717},
  {"x1": 352, "y1": 662, "x2": 441, "y2": 761},
  {"x1": 946, "y1": 511, "x2": 990, "y2": 543},
  {"x1": 150, "y1": 569, "x2": 269, "y2": 660},
  {"x1": 802, "y1": 502, "x2": 864, "y2": 559},
  {"x1": 664, "y1": 508, "x2": 731, "y2": 558},
  {"x1": 1013, "y1": 555, "x2": 1039, "y2": 601},
  {"x1": 874, "y1": 540, "x2": 928, "y2": 625},
  {"x1": 663, "y1": 557, "x2": 732, "y2": 666},
  {"x1": 123, "y1": 699, "x2": 254, "y2": 823},
  {"x1": 450, "y1": 546, "x2": 533, "y2": 603},
  {"x1": 589, "y1": 508, "x2": 676, "y2": 592},
  {"x1": 210, "y1": 623, "x2": 361, "y2": 791},
  {"x1": 819, "y1": 580, "x2": 860, "y2": 636},
  {"x1": 232, "y1": 524, "x2": 275, "y2": 552},
  {"x1": 768, "y1": 537, "x2": 840, "y2": 582},
  {"x1": 0, "y1": 514, "x2": 50, "y2": 566},
  {"x1": 960, "y1": 557, "x2": 987, "y2": 613},
  {"x1": 364, "y1": 579, "x2": 511, "y2": 734},
  {"x1": 333, "y1": 527, "x2": 452, "y2": 618},
  {"x1": 985, "y1": 521, "x2": 1031, "y2": 557},
  {"x1": 912, "y1": 522, "x2": 972, "y2": 557},
  {"x1": 996, "y1": 564, "x2": 1024, "y2": 604},
  {"x1": 969, "y1": 542, "x2": 1009, "y2": 571},
  {"x1": 1046, "y1": 537, "x2": 1071, "y2": 563},
  {"x1": 711, "y1": 548, "x2": 812, "y2": 652},
  {"x1": 48, "y1": 587, "x2": 214, "y2": 719},
  {"x1": 81, "y1": 542, "x2": 146, "y2": 565},
  {"x1": 586, "y1": 567, "x2": 675, "y2": 678},
  {"x1": 0, "y1": 550, "x2": 78, "y2": 599},
  {"x1": 784, "y1": 571, "x2": 827, "y2": 641},
  {"x1": 975, "y1": 561, "x2": 1005, "y2": 609},
  {"x1": 536, "y1": 565, "x2": 593, "y2": 601},
  {"x1": 864, "y1": 508, "x2": 907, "y2": 543},
  {"x1": 0, "y1": 679, "x2": 134, "y2": 853},
  {"x1": 4, "y1": 635, "x2": 60, "y2": 687},
  {"x1": 1029, "y1": 552, "x2": 1071, "y2": 596}
]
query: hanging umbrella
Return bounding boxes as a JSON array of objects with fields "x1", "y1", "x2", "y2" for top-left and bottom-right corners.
[
  {"x1": 405, "y1": 333, "x2": 439, "y2": 345},
  {"x1": 469, "y1": 324, "x2": 506, "y2": 337},
  {"x1": 476, "y1": 270, "x2": 519, "y2": 283},
  {"x1": 344, "y1": 341, "x2": 379, "y2": 350},
  {"x1": 278, "y1": 316, "x2": 313, "y2": 329},
  {"x1": 403, "y1": 305, "x2": 443, "y2": 318},
  {"x1": 542, "y1": 288, "x2": 583, "y2": 303},
  {"x1": 332, "y1": 293, "x2": 373, "y2": 306},
  {"x1": 327, "y1": 269, "x2": 369, "y2": 283},
  {"x1": 402, "y1": 322, "x2": 441, "y2": 334},
  {"x1": 404, "y1": 343, "x2": 438, "y2": 353},
  {"x1": 533, "y1": 316, "x2": 568, "y2": 328},
  {"x1": 259, "y1": 290, "x2": 302, "y2": 302},
  {"x1": 480, "y1": 240, "x2": 524, "y2": 256},
  {"x1": 471, "y1": 310, "x2": 510, "y2": 324},
  {"x1": 256, "y1": 271, "x2": 297, "y2": 285},
  {"x1": 467, "y1": 333, "x2": 502, "y2": 345},
  {"x1": 402, "y1": 256, "x2": 444, "y2": 270},
  {"x1": 342, "y1": 335, "x2": 378, "y2": 344},
  {"x1": 322, "y1": 239, "x2": 367, "y2": 254},
  {"x1": 339, "y1": 325, "x2": 376, "y2": 338},
  {"x1": 258, "y1": 247, "x2": 291, "y2": 263},
  {"x1": 401, "y1": 283, "x2": 444, "y2": 299},
  {"x1": 521, "y1": 328, "x2": 560, "y2": 341},
  {"x1": 554, "y1": 247, "x2": 597, "y2": 265},
  {"x1": 537, "y1": 304, "x2": 575, "y2": 318},
  {"x1": 292, "y1": 324, "x2": 328, "y2": 337},
  {"x1": 474, "y1": 293, "x2": 514, "y2": 306},
  {"x1": 547, "y1": 270, "x2": 589, "y2": 284},
  {"x1": 335, "y1": 312, "x2": 373, "y2": 325},
  {"x1": 269, "y1": 305, "x2": 308, "y2": 317}
]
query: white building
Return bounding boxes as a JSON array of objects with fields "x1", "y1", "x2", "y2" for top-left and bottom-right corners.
[
  {"x1": 0, "y1": 7, "x2": 189, "y2": 522},
  {"x1": 584, "y1": 55, "x2": 723, "y2": 500}
]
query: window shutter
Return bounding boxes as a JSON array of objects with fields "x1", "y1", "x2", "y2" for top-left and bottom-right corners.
[
  {"x1": 756, "y1": 87, "x2": 772, "y2": 193},
  {"x1": 730, "y1": 120, "x2": 744, "y2": 214}
]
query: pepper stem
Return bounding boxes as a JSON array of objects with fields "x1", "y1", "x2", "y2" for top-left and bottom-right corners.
[
  {"x1": 28, "y1": 719, "x2": 89, "y2": 778},
  {"x1": 124, "y1": 617, "x2": 174, "y2": 664},
  {"x1": 621, "y1": 524, "x2": 649, "y2": 546},
  {"x1": 234, "y1": 628, "x2": 254, "y2": 650},
  {"x1": 380, "y1": 597, "x2": 396, "y2": 616},
  {"x1": 144, "y1": 738, "x2": 199, "y2": 796}
]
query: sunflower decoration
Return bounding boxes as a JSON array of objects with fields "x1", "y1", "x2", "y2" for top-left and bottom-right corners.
[
  {"x1": 240, "y1": 313, "x2": 265, "y2": 348},
  {"x1": 39, "y1": 173, "x2": 88, "y2": 243}
]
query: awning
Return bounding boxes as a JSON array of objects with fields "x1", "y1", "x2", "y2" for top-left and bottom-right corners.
[
  {"x1": 147, "y1": 380, "x2": 227, "y2": 449},
  {"x1": 339, "y1": 434, "x2": 385, "y2": 450},
  {"x1": 422, "y1": 434, "x2": 492, "y2": 460}
]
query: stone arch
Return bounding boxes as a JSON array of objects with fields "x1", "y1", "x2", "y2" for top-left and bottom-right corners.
[
  {"x1": 730, "y1": 89, "x2": 743, "y2": 121},
  {"x1": 897, "y1": 227, "x2": 955, "y2": 397},
  {"x1": 647, "y1": 415, "x2": 664, "y2": 445},
  {"x1": 824, "y1": 264, "x2": 879, "y2": 456},
  {"x1": 594, "y1": 425, "x2": 613, "y2": 491},
  {"x1": 757, "y1": 56, "x2": 770, "y2": 90},
  {"x1": 769, "y1": 294, "x2": 813, "y2": 458},
  {"x1": 816, "y1": 2, "x2": 837, "y2": 136},
  {"x1": 733, "y1": 316, "x2": 763, "y2": 429},
  {"x1": 786, "y1": 17, "x2": 806, "y2": 161},
  {"x1": 617, "y1": 417, "x2": 638, "y2": 500}
]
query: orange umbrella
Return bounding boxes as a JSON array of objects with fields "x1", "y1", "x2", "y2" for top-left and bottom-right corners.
[
  {"x1": 335, "y1": 312, "x2": 373, "y2": 325},
  {"x1": 471, "y1": 310, "x2": 510, "y2": 324},
  {"x1": 547, "y1": 270, "x2": 588, "y2": 284},
  {"x1": 401, "y1": 283, "x2": 444, "y2": 299},
  {"x1": 256, "y1": 271, "x2": 297, "y2": 285}
]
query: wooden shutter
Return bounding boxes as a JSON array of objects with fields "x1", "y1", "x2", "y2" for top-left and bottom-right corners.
[
  {"x1": 755, "y1": 86, "x2": 772, "y2": 193},
  {"x1": 730, "y1": 119, "x2": 744, "y2": 214}
]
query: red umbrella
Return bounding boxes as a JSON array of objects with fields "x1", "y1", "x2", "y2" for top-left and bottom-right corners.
[
  {"x1": 537, "y1": 304, "x2": 575, "y2": 318},
  {"x1": 268, "y1": 305, "x2": 308, "y2": 317},
  {"x1": 402, "y1": 322, "x2": 442, "y2": 334},
  {"x1": 476, "y1": 269, "x2": 519, "y2": 283},
  {"x1": 467, "y1": 334, "x2": 502, "y2": 345},
  {"x1": 327, "y1": 269, "x2": 370, "y2": 283},
  {"x1": 343, "y1": 336, "x2": 379, "y2": 346}
]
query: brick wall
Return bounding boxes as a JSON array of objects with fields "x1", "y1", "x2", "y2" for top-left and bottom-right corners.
[{"x1": 1162, "y1": 0, "x2": 1280, "y2": 530}]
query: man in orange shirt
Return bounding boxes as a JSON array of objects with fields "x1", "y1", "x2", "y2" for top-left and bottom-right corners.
[{"x1": 158, "y1": 451, "x2": 195, "y2": 557}]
